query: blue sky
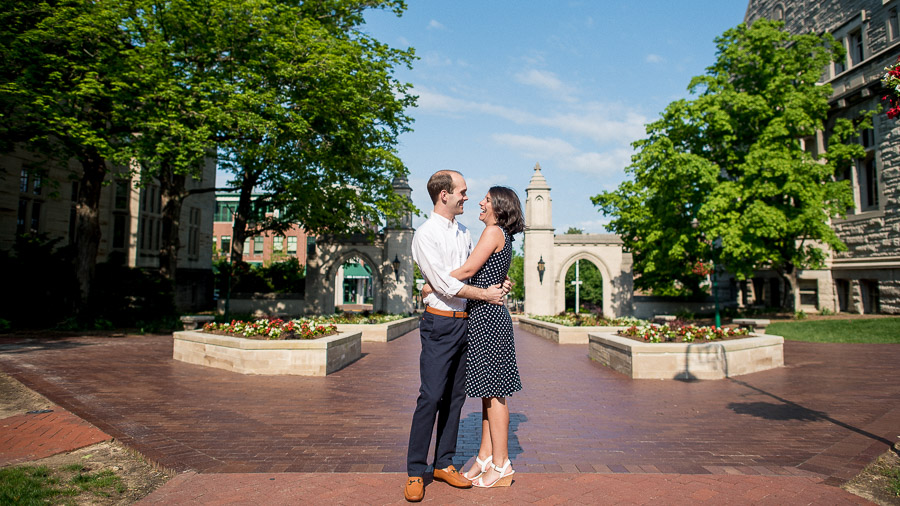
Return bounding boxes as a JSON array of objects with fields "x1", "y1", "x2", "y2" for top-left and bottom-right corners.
[{"x1": 218, "y1": 1, "x2": 751, "y2": 240}]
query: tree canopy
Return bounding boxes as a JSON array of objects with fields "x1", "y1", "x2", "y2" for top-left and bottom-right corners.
[{"x1": 593, "y1": 19, "x2": 867, "y2": 304}]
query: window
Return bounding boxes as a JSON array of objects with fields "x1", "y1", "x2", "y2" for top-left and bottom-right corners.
[
  {"x1": 860, "y1": 280, "x2": 880, "y2": 314},
  {"x1": 188, "y1": 208, "x2": 201, "y2": 259},
  {"x1": 220, "y1": 236, "x2": 231, "y2": 256},
  {"x1": 798, "y1": 280, "x2": 818, "y2": 307},
  {"x1": 111, "y1": 180, "x2": 130, "y2": 250},
  {"x1": 848, "y1": 30, "x2": 864, "y2": 66},
  {"x1": 890, "y1": 9, "x2": 899, "y2": 41},
  {"x1": 114, "y1": 180, "x2": 130, "y2": 209},
  {"x1": 273, "y1": 235, "x2": 284, "y2": 252},
  {"x1": 772, "y1": 5, "x2": 783, "y2": 21},
  {"x1": 859, "y1": 156, "x2": 879, "y2": 210},
  {"x1": 139, "y1": 185, "x2": 162, "y2": 255},
  {"x1": 243, "y1": 239, "x2": 250, "y2": 255},
  {"x1": 860, "y1": 127, "x2": 874, "y2": 149},
  {"x1": 253, "y1": 236, "x2": 264, "y2": 254},
  {"x1": 287, "y1": 236, "x2": 298, "y2": 254},
  {"x1": 112, "y1": 214, "x2": 128, "y2": 249},
  {"x1": 17, "y1": 169, "x2": 45, "y2": 235},
  {"x1": 215, "y1": 202, "x2": 236, "y2": 222}
]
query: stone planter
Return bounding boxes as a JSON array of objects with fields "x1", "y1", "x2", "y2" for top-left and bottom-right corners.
[
  {"x1": 333, "y1": 316, "x2": 419, "y2": 343},
  {"x1": 588, "y1": 332, "x2": 784, "y2": 380},
  {"x1": 172, "y1": 330, "x2": 362, "y2": 376},
  {"x1": 518, "y1": 317, "x2": 626, "y2": 344}
]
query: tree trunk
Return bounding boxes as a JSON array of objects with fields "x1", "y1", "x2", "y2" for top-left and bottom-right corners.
[
  {"x1": 230, "y1": 169, "x2": 260, "y2": 264},
  {"x1": 158, "y1": 162, "x2": 186, "y2": 284},
  {"x1": 74, "y1": 150, "x2": 107, "y2": 313},
  {"x1": 779, "y1": 266, "x2": 798, "y2": 311}
]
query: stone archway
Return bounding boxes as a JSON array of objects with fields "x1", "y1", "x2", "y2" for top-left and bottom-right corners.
[
  {"x1": 523, "y1": 163, "x2": 634, "y2": 317},
  {"x1": 554, "y1": 251, "x2": 613, "y2": 317},
  {"x1": 326, "y1": 249, "x2": 384, "y2": 311},
  {"x1": 302, "y1": 177, "x2": 415, "y2": 315}
]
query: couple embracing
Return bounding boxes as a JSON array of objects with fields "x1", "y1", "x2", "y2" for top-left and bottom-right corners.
[{"x1": 404, "y1": 170, "x2": 524, "y2": 502}]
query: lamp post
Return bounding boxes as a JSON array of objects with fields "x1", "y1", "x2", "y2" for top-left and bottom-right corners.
[
  {"x1": 537, "y1": 256, "x2": 546, "y2": 284},
  {"x1": 391, "y1": 254, "x2": 401, "y2": 281},
  {"x1": 692, "y1": 219, "x2": 722, "y2": 328},
  {"x1": 570, "y1": 259, "x2": 583, "y2": 314}
]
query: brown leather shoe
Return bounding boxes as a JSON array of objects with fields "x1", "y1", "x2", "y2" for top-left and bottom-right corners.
[
  {"x1": 404, "y1": 477, "x2": 424, "y2": 502},
  {"x1": 433, "y1": 464, "x2": 472, "y2": 488}
]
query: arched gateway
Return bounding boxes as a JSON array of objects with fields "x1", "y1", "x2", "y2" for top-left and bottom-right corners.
[
  {"x1": 523, "y1": 164, "x2": 634, "y2": 317},
  {"x1": 303, "y1": 177, "x2": 415, "y2": 315}
]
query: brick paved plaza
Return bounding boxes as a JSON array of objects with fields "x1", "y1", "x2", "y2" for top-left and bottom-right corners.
[{"x1": 0, "y1": 323, "x2": 897, "y2": 503}]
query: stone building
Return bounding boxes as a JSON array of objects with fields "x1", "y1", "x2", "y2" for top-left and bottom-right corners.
[
  {"x1": 0, "y1": 148, "x2": 216, "y2": 311},
  {"x1": 741, "y1": 0, "x2": 900, "y2": 313}
]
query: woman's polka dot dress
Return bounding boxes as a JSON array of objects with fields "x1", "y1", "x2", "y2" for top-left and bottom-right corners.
[{"x1": 465, "y1": 227, "x2": 522, "y2": 398}]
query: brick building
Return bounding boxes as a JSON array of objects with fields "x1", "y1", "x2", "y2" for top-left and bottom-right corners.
[
  {"x1": 212, "y1": 193, "x2": 309, "y2": 267},
  {"x1": 0, "y1": 148, "x2": 216, "y2": 311},
  {"x1": 740, "y1": 0, "x2": 900, "y2": 313}
]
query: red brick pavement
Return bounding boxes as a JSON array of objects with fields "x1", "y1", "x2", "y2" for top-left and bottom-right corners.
[
  {"x1": 0, "y1": 406, "x2": 111, "y2": 466},
  {"x1": 1, "y1": 324, "x2": 898, "y2": 502},
  {"x1": 138, "y1": 472, "x2": 870, "y2": 504}
]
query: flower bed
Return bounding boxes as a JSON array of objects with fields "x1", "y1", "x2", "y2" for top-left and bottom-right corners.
[
  {"x1": 618, "y1": 323, "x2": 750, "y2": 343},
  {"x1": 202, "y1": 318, "x2": 338, "y2": 340},
  {"x1": 588, "y1": 330, "x2": 784, "y2": 380},
  {"x1": 518, "y1": 315, "x2": 643, "y2": 345},
  {"x1": 530, "y1": 314, "x2": 646, "y2": 327},
  {"x1": 173, "y1": 321, "x2": 361, "y2": 376}
]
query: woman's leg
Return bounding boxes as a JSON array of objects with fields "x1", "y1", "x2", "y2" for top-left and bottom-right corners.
[
  {"x1": 463, "y1": 398, "x2": 494, "y2": 479},
  {"x1": 478, "y1": 396, "x2": 511, "y2": 484}
]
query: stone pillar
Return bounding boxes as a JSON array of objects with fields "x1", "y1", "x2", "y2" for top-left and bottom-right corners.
[
  {"x1": 384, "y1": 176, "x2": 415, "y2": 314},
  {"x1": 524, "y1": 163, "x2": 556, "y2": 316}
]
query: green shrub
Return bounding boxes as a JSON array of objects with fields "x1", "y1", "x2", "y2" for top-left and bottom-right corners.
[{"x1": 0, "y1": 233, "x2": 79, "y2": 327}]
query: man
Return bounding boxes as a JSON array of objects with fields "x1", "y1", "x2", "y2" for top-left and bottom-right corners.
[{"x1": 404, "y1": 170, "x2": 508, "y2": 502}]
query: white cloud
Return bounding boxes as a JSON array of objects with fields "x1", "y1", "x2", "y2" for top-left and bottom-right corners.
[
  {"x1": 491, "y1": 134, "x2": 632, "y2": 179},
  {"x1": 428, "y1": 19, "x2": 446, "y2": 30},
  {"x1": 646, "y1": 53, "x2": 665, "y2": 64},
  {"x1": 414, "y1": 87, "x2": 646, "y2": 145}
]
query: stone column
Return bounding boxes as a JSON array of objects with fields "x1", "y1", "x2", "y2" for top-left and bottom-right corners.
[{"x1": 524, "y1": 163, "x2": 556, "y2": 316}]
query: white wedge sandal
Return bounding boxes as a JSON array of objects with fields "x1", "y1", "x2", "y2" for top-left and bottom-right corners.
[
  {"x1": 463, "y1": 454, "x2": 492, "y2": 481},
  {"x1": 473, "y1": 459, "x2": 515, "y2": 488}
]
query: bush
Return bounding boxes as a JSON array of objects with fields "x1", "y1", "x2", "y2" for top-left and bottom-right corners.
[
  {"x1": 0, "y1": 233, "x2": 79, "y2": 327},
  {"x1": 213, "y1": 258, "x2": 305, "y2": 295},
  {"x1": 90, "y1": 256, "x2": 176, "y2": 326}
]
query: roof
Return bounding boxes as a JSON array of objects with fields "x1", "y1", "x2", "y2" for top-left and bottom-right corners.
[{"x1": 343, "y1": 262, "x2": 372, "y2": 279}]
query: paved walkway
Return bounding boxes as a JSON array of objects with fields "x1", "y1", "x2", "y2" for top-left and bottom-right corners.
[
  {"x1": 0, "y1": 324, "x2": 897, "y2": 504},
  {"x1": 0, "y1": 406, "x2": 111, "y2": 466}
]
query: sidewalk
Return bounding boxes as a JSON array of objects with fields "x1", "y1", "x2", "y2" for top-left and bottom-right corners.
[{"x1": 1, "y1": 324, "x2": 897, "y2": 504}]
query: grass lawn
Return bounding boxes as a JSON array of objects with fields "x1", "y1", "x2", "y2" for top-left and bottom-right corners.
[{"x1": 765, "y1": 318, "x2": 900, "y2": 343}]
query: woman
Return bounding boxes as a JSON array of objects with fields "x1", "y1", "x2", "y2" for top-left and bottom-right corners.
[{"x1": 424, "y1": 186, "x2": 525, "y2": 488}]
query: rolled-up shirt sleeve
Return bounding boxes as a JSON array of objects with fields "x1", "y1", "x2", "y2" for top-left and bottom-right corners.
[{"x1": 412, "y1": 228, "x2": 466, "y2": 298}]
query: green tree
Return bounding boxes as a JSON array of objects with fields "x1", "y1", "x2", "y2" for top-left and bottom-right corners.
[
  {"x1": 593, "y1": 20, "x2": 866, "y2": 307},
  {"x1": 0, "y1": 0, "x2": 138, "y2": 309},
  {"x1": 508, "y1": 242, "x2": 524, "y2": 305},
  {"x1": 214, "y1": 0, "x2": 417, "y2": 263},
  {"x1": 564, "y1": 260, "x2": 602, "y2": 311},
  {"x1": 564, "y1": 227, "x2": 583, "y2": 234}
]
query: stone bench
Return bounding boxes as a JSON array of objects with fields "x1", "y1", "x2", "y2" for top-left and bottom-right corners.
[
  {"x1": 732, "y1": 318, "x2": 771, "y2": 331},
  {"x1": 179, "y1": 315, "x2": 215, "y2": 330},
  {"x1": 651, "y1": 315, "x2": 677, "y2": 324}
]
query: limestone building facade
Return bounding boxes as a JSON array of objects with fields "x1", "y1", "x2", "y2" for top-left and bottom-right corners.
[
  {"x1": 0, "y1": 148, "x2": 216, "y2": 310},
  {"x1": 742, "y1": 0, "x2": 900, "y2": 313}
]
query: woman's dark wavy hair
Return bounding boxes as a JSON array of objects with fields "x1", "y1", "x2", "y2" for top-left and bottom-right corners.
[{"x1": 488, "y1": 186, "x2": 525, "y2": 237}]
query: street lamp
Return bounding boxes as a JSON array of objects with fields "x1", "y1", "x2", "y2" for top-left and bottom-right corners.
[
  {"x1": 392, "y1": 254, "x2": 401, "y2": 281},
  {"x1": 537, "y1": 256, "x2": 546, "y2": 284},
  {"x1": 692, "y1": 218, "x2": 722, "y2": 328}
]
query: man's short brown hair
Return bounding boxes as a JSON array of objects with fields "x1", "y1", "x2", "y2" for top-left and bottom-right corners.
[{"x1": 426, "y1": 170, "x2": 462, "y2": 204}]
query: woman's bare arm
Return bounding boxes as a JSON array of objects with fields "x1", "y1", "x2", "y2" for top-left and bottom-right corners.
[{"x1": 450, "y1": 226, "x2": 504, "y2": 281}]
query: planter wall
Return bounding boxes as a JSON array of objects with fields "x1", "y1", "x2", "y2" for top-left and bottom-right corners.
[
  {"x1": 518, "y1": 317, "x2": 624, "y2": 344},
  {"x1": 334, "y1": 316, "x2": 419, "y2": 342},
  {"x1": 588, "y1": 332, "x2": 784, "y2": 380},
  {"x1": 173, "y1": 330, "x2": 361, "y2": 376}
]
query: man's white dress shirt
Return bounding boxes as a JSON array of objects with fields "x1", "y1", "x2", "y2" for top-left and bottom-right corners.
[{"x1": 412, "y1": 213, "x2": 474, "y2": 312}]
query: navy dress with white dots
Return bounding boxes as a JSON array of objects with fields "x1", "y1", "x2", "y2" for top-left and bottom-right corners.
[{"x1": 465, "y1": 227, "x2": 522, "y2": 398}]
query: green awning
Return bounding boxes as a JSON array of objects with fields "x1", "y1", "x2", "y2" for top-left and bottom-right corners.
[{"x1": 343, "y1": 262, "x2": 372, "y2": 279}]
